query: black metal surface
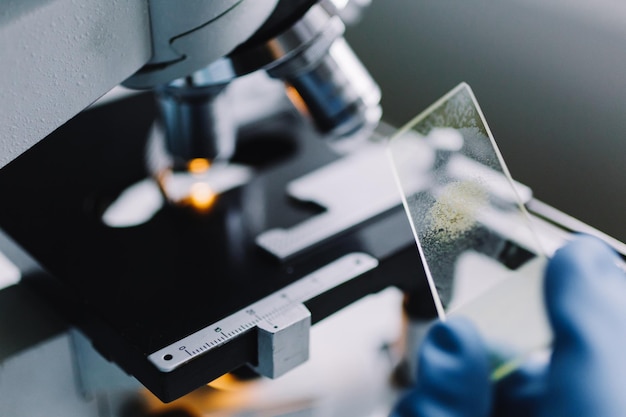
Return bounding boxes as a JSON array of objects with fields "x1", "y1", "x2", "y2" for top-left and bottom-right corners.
[{"x1": 0, "y1": 93, "x2": 423, "y2": 402}]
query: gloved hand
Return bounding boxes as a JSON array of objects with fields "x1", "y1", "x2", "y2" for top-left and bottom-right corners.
[{"x1": 391, "y1": 234, "x2": 626, "y2": 417}]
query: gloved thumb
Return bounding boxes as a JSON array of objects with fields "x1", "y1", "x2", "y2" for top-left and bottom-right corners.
[
  {"x1": 542, "y1": 234, "x2": 626, "y2": 416},
  {"x1": 392, "y1": 317, "x2": 491, "y2": 417}
]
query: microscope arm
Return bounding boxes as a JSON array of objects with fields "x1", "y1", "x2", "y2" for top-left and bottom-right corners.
[
  {"x1": 0, "y1": 0, "x2": 150, "y2": 169},
  {"x1": 0, "y1": 0, "x2": 279, "y2": 170}
]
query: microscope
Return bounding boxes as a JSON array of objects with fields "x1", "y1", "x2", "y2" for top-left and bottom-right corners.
[
  {"x1": 1, "y1": 0, "x2": 424, "y2": 406},
  {"x1": 2, "y1": 1, "x2": 626, "y2": 415}
]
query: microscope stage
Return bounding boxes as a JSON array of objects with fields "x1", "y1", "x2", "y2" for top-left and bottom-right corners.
[{"x1": 0, "y1": 93, "x2": 424, "y2": 402}]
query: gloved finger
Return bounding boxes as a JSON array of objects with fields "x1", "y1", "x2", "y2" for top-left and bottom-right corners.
[
  {"x1": 545, "y1": 234, "x2": 626, "y2": 344},
  {"x1": 391, "y1": 317, "x2": 491, "y2": 417},
  {"x1": 542, "y1": 234, "x2": 626, "y2": 416}
]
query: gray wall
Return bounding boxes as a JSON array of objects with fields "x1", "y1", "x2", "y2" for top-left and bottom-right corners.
[{"x1": 347, "y1": 1, "x2": 626, "y2": 242}]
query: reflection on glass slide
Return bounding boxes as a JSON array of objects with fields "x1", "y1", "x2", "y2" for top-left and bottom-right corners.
[{"x1": 388, "y1": 83, "x2": 551, "y2": 378}]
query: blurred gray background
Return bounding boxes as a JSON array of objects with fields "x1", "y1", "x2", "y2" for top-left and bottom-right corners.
[{"x1": 346, "y1": 0, "x2": 626, "y2": 243}]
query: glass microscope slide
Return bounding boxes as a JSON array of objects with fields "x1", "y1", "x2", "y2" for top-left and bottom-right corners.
[{"x1": 388, "y1": 83, "x2": 551, "y2": 378}]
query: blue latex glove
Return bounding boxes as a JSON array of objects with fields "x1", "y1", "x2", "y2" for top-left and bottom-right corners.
[{"x1": 392, "y1": 235, "x2": 626, "y2": 417}]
